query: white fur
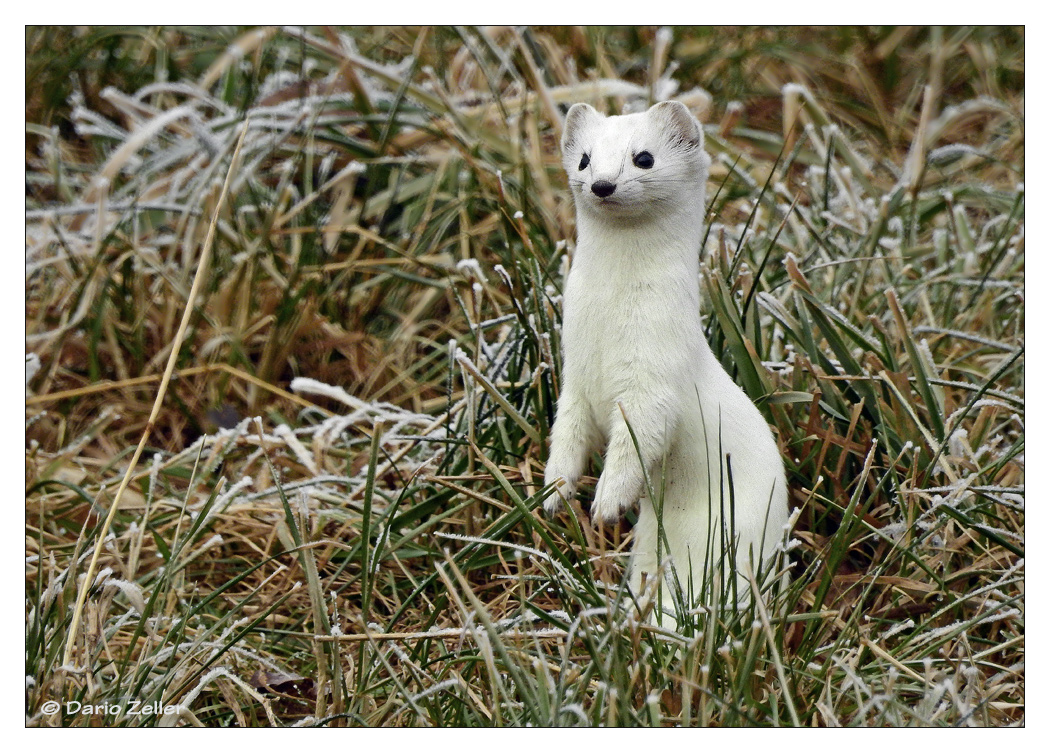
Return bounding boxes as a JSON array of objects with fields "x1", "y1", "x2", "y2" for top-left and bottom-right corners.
[{"x1": 544, "y1": 101, "x2": 789, "y2": 615}]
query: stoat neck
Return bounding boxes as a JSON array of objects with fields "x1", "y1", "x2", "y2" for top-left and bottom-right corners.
[{"x1": 573, "y1": 209, "x2": 705, "y2": 282}]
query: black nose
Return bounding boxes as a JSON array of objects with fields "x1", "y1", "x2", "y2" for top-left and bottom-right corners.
[{"x1": 591, "y1": 180, "x2": 616, "y2": 198}]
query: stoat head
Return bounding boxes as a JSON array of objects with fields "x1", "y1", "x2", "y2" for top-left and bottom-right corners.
[{"x1": 561, "y1": 100, "x2": 710, "y2": 224}]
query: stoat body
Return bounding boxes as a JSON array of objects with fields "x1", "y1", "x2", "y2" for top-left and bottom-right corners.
[{"x1": 543, "y1": 101, "x2": 789, "y2": 617}]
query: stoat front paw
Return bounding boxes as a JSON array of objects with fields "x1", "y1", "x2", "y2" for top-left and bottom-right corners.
[
  {"x1": 591, "y1": 470, "x2": 643, "y2": 524},
  {"x1": 542, "y1": 461, "x2": 579, "y2": 515}
]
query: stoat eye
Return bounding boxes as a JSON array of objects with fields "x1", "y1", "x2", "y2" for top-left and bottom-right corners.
[
  {"x1": 633, "y1": 151, "x2": 655, "y2": 169},
  {"x1": 578, "y1": 153, "x2": 590, "y2": 170}
]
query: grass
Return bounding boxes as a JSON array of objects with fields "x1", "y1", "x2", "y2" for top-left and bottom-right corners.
[{"x1": 26, "y1": 25, "x2": 1023, "y2": 727}]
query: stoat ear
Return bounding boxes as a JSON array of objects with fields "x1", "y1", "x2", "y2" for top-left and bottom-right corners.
[
  {"x1": 562, "y1": 103, "x2": 602, "y2": 155},
  {"x1": 649, "y1": 100, "x2": 702, "y2": 150}
]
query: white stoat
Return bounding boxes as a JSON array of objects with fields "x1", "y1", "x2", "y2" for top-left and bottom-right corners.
[{"x1": 543, "y1": 100, "x2": 789, "y2": 618}]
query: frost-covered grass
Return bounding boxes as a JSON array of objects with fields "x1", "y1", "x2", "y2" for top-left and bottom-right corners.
[{"x1": 26, "y1": 26, "x2": 1023, "y2": 727}]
